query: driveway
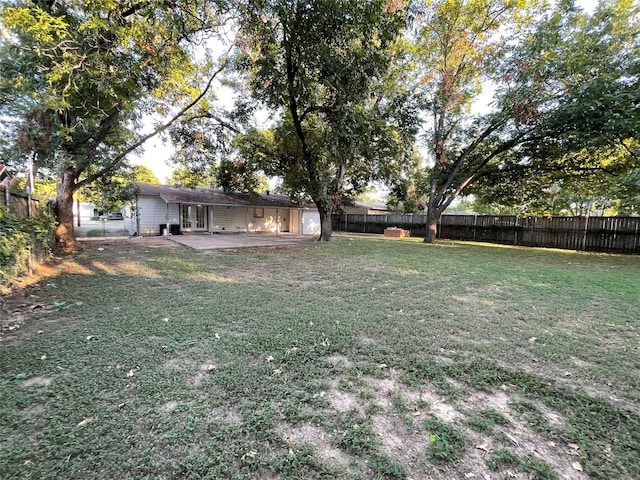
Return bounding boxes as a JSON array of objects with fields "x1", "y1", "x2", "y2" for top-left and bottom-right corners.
[{"x1": 168, "y1": 233, "x2": 315, "y2": 250}]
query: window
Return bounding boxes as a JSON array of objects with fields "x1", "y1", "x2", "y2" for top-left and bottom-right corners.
[{"x1": 253, "y1": 207, "x2": 264, "y2": 218}]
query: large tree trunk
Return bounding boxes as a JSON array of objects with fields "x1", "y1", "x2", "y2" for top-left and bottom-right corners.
[
  {"x1": 425, "y1": 113, "x2": 446, "y2": 244},
  {"x1": 54, "y1": 169, "x2": 78, "y2": 252},
  {"x1": 424, "y1": 206, "x2": 440, "y2": 244},
  {"x1": 424, "y1": 171, "x2": 442, "y2": 243},
  {"x1": 317, "y1": 205, "x2": 333, "y2": 241}
]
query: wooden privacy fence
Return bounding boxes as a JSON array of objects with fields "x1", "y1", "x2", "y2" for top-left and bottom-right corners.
[
  {"x1": 332, "y1": 214, "x2": 640, "y2": 254},
  {"x1": 1, "y1": 186, "x2": 39, "y2": 218}
]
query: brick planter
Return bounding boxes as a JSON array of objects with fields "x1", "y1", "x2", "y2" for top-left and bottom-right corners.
[{"x1": 384, "y1": 228, "x2": 410, "y2": 238}]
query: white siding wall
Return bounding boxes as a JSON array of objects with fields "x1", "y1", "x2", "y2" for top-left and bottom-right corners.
[
  {"x1": 73, "y1": 202, "x2": 99, "y2": 221},
  {"x1": 136, "y1": 196, "x2": 179, "y2": 236},
  {"x1": 250, "y1": 208, "x2": 291, "y2": 233},
  {"x1": 211, "y1": 206, "x2": 249, "y2": 232},
  {"x1": 129, "y1": 195, "x2": 321, "y2": 236},
  {"x1": 302, "y1": 211, "x2": 320, "y2": 235},
  {"x1": 290, "y1": 209, "x2": 301, "y2": 234}
]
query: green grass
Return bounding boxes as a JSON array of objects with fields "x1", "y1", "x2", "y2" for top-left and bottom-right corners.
[{"x1": 1, "y1": 233, "x2": 639, "y2": 479}]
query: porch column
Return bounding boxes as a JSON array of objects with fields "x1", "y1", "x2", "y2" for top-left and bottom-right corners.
[
  {"x1": 276, "y1": 208, "x2": 279, "y2": 236},
  {"x1": 164, "y1": 202, "x2": 170, "y2": 237},
  {"x1": 135, "y1": 196, "x2": 141, "y2": 236},
  {"x1": 245, "y1": 207, "x2": 249, "y2": 236}
]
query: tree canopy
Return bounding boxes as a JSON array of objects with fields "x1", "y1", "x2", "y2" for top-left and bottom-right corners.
[
  {"x1": 228, "y1": 0, "x2": 418, "y2": 240},
  {"x1": 0, "y1": 0, "x2": 231, "y2": 249},
  {"x1": 2, "y1": 0, "x2": 638, "y2": 249},
  {"x1": 408, "y1": 0, "x2": 639, "y2": 241}
]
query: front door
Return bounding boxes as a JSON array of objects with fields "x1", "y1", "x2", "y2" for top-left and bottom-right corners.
[{"x1": 181, "y1": 204, "x2": 207, "y2": 232}]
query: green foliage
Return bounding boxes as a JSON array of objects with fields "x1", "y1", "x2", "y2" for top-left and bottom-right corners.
[
  {"x1": 215, "y1": 158, "x2": 269, "y2": 194},
  {"x1": 234, "y1": 0, "x2": 419, "y2": 239},
  {"x1": 408, "y1": 0, "x2": 640, "y2": 239},
  {"x1": 167, "y1": 165, "x2": 215, "y2": 189},
  {"x1": 0, "y1": 0, "x2": 227, "y2": 245},
  {"x1": 465, "y1": 408, "x2": 510, "y2": 433},
  {"x1": 424, "y1": 418, "x2": 467, "y2": 464},
  {"x1": 488, "y1": 449, "x2": 560, "y2": 480},
  {"x1": 0, "y1": 204, "x2": 55, "y2": 287},
  {"x1": 1, "y1": 235, "x2": 639, "y2": 478}
]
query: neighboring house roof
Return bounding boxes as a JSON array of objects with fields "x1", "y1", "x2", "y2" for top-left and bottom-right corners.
[
  {"x1": 0, "y1": 163, "x2": 11, "y2": 183},
  {"x1": 354, "y1": 201, "x2": 388, "y2": 211},
  {"x1": 134, "y1": 183, "x2": 315, "y2": 209}
]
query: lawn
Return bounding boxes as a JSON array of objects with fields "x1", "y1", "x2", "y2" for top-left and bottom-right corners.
[{"x1": 1, "y1": 233, "x2": 639, "y2": 479}]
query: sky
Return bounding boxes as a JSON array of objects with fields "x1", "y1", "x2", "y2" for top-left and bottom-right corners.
[{"x1": 131, "y1": 0, "x2": 600, "y2": 185}]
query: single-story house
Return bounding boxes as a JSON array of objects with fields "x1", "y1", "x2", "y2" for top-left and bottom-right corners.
[
  {"x1": 73, "y1": 201, "x2": 100, "y2": 222},
  {"x1": 124, "y1": 183, "x2": 321, "y2": 236},
  {"x1": 342, "y1": 201, "x2": 388, "y2": 215}
]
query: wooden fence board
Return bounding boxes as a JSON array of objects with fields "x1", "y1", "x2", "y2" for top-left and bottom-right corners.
[
  {"x1": 1, "y1": 186, "x2": 39, "y2": 218},
  {"x1": 332, "y1": 213, "x2": 640, "y2": 254}
]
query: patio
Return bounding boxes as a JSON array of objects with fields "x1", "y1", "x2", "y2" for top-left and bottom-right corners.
[{"x1": 167, "y1": 232, "x2": 315, "y2": 250}]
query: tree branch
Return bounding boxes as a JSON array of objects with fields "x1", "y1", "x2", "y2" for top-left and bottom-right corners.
[{"x1": 75, "y1": 57, "x2": 230, "y2": 191}]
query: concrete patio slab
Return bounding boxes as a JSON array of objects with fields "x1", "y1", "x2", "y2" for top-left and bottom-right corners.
[{"x1": 167, "y1": 233, "x2": 315, "y2": 250}]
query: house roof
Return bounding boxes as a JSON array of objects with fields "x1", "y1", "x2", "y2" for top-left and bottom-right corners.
[
  {"x1": 354, "y1": 201, "x2": 388, "y2": 211},
  {"x1": 134, "y1": 183, "x2": 314, "y2": 209},
  {"x1": 0, "y1": 164, "x2": 11, "y2": 183}
]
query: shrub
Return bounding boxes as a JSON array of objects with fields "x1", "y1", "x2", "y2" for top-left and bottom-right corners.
[{"x1": 0, "y1": 204, "x2": 56, "y2": 288}]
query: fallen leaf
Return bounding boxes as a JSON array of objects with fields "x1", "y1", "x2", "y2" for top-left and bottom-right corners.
[
  {"x1": 126, "y1": 369, "x2": 135, "y2": 378},
  {"x1": 86, "y1": 335, "x2": 95, "y2": 341},
  {"x1": 241, "y1": 450, "x2": 258, "y2": 462},
  {"x1": 568, "y1": 443, "x2": 580, "y2": 450},
  {"x1": 273, "y1": 368, "x2": 283, "y2": 375},
  {"x1": 40, "y1": 355, "x2": 47, "y2": 360},
  {"x1": 476, "y1": 444, "x2": 490, "y2": 453},
  {"x1": 378, "y1": 364, "x2": 387, "y2": 369},
  {"x1": 266, "y1": 355, "x2": 274, "y2": 363},
  {"x1": 528, "y1": 337, "x2": 537, "y2": 344},
  {"x1": 572, "y1": 462, "x2": 583, "y2": 471},
  {"x1": 504, "y1": 433, "x2": 520, "y2": 447},
  {"x1": 206, "y1": 364, "x2": 215, "y2": 372},
  {"x1": 77, "y1": 417, "x2": 95, "y2": 427},
  {"x1": 98, "y1": 247, "x2": 104, "y2": 251}
]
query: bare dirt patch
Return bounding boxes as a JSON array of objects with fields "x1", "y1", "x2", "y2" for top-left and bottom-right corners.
[
  {"x1": 208, "y1": 406, "x2": 243, "y2": 425},
  {"x1": 325, "y1": 354, "x2": 352, "y2": 369},
  {"x1": 159, "y1": 400, "x2": 179, "y2": 413},
  {"x1": 371, "y1": 414, "x2": 430, "y2": 474},
  {"x1": 281, "y1": 422, "x2": 351, "y2": 469},
  {"x1": 22, "y1": 376, "x2": 53, "y2": 387},
  {"x1": 327, "y1": 384, "x2": 360, "y2": 413}
]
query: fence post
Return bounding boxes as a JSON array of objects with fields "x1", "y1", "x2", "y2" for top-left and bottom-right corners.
[
  {"x1": 473, "y1": 215, "x2": 477, "y2": 241},
  {"x1": 582, "y1": 216, "x2": 589, "y2": 251}
]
